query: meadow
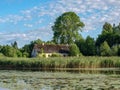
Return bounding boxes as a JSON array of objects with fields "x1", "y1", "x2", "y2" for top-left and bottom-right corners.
[{"x1": 0, "y1": 56, "x2": 120, "y2": 70}]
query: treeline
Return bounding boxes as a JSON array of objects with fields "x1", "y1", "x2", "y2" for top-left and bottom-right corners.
[
  {"x1": 0, "y1": 22, "x2": 120, "y2": 57},
  {"x1": 76, "y1": 22, "x2": 120, "y2": 56},
  {"x1": 0, "y1": 39, "x2": 46, "y2": 57}
]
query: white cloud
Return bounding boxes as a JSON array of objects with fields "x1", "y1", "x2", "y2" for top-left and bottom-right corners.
[
  {"x1": 1, "y1": 0, "x2": 120, "y2": 46},
  {"x1": 0, "y1": 26, "x2": 52, "y2": 47}
]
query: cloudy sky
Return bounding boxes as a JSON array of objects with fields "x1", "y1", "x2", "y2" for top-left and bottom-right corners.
[{"x1": 0, "y1": 0, "x2": 120, "y2": 47}]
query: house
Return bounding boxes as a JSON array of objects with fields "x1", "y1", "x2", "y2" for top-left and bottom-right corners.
[{"x1": 31, "y1": 44, "x2": 70, "y2": 57}]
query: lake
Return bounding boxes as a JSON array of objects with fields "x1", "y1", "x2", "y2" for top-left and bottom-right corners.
[{"x1": 0, "y1": 69, "x2": 120, "y2": 90}]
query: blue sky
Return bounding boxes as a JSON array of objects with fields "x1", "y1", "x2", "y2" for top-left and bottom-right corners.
[{"x1": 0, "y1": 0, "x2": 120, "y2": 47}]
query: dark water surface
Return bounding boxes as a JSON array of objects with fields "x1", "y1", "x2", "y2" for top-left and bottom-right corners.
[{"x1": 0, "y1": 69, "x2": 120, "y2": 90}]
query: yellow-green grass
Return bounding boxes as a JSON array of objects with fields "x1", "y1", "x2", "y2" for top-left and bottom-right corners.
[{"x1": 0, "y1": 57, "x2": 120, "y2": 70}]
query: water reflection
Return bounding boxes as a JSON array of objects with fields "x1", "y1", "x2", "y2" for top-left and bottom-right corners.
[
  {"x1": 1, "y1": 68, "x2": 120, "y2": 74},
  {"x1": 68, "y1": 69, "x2": 120, "y2": 74},
  {"x1": 20, "y1": 68, "x2": 120, "y2": 75}
]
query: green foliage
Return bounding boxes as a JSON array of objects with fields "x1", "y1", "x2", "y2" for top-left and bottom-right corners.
[
  {"x1": 102, "y1": 22, "x2": 113, "y2": 34},
  {"x1": 21, "y1": 39, "x2": 44, "y2": 57},
  {"x1": 96, "y1": 22, "x2": 120, "y2": 56},
  {"x1": 1, "y1": 45, "x2": 16, "y2": 57},
  {"x1": 40, "y1": 48, "x2": 44, "y2": 53},
  {"x1": 118, "y1": 47, "x2": 120, "y2": 56},
  {"x1": 21, "y1": 44, "x2": 31, "y2": 57},
  {"x1": 85, "y1": 36, "x2": 96, "y2": 56},
  {"x1": 113, "y1": 23, "x2": 120, "y2": 35},
  {"x1": 0, "y1": 45, "x2": 2, "y2": 51},
  {"x1": 100, "y1": 41, "x2": 111, "y2": 56},
  {"x1": 31, "y1": 39, "x2": 44, "y2": 45},
  {"x1": 0, "y1": 53, "x2": 4, "y2": 57},
  {"x1": 16, "y1": 50, "x2": 22, "y2": 57},
  {"x1": 111, "y1": 45, "x2": 119, "y2": 56},
  {"x1": 76, "y1": 36, "x2": 96, "y2": 56},
  {"x1": 96, "y1": 33, "x2": 120, "y2": 47},
  {"x1": 69, "y1": 44, "x2": 80, "y2": 56},
  {"x1": 22, "y1": 52, "x2": 29, "y2": 57},
  {"x1": 11, "y1": 41, "x2": 18, "y2": 49},
  {"x1": 1, "y1": 45, "x2": 22, "y2": 57},
  {"x1": 52, "y1": 11, "x2": 84, "y2": 44},
  {"x1": 1, "y1": 21, "x2": 120, "y2": 57},
  {"x1": 38, "y1": 53, "x2": 46, "y2": 58},
  {"x1": 46, "y1": 40, "x2": 55, "y2": 44},
  {"x1": 0, "y1": 57, "x2": 120, "y2": 69},
  {"x1": 51, "y1": 53, "x2": 62, "y2": 57},
  {"x1": 75, "y1": 38, "x2": 86, "y2": 55}
]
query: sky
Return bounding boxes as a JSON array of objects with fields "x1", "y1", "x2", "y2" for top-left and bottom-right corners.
[{"x1": 0, "y1": 0, "x2": 120, "y2": 47}]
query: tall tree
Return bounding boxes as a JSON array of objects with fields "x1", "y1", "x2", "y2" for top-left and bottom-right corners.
[{"x1": 52, "y1": 12, "x2": 84, "y2": 44}]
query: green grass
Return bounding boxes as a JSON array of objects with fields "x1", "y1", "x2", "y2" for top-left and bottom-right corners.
[{"x1": 0, "y1": 56, "x2": 120, "y2": 69}]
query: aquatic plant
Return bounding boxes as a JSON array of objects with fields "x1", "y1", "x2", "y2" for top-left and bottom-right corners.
[{"x1": 0, "y1": 57, "x2": 120, "y2": 69}]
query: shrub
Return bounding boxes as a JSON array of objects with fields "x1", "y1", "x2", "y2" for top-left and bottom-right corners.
[
  {"x1": 51, "y1": 53, "x2": 62, "y2": 57},
  {"x1": 0, "y1": 53, "x2": 5, "y2": 57},
  {"x1": 38, "y1": 53, "x2": 46, "y2": 58},
  {"x1": 23, "y1": 52, "x2": 29, "y2": 57},
  {"x1": 100, "y1": 41, "x2": 111, "y2": 56},
  {"x1": 69, "y1": 44, "x2": 80, "y2": 56}
]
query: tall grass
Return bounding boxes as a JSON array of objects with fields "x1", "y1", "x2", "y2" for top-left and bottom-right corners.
[{"x1": 0, "y1": 56, "x2": 120, "y2": 70}]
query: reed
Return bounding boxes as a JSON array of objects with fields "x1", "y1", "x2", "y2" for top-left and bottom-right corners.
[{"x1": 0, "y1": 56, "x2": 120, "y2": 69}]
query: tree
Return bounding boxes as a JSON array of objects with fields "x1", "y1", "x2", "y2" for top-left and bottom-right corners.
[
  {"x1": 31, "y1": 39, "x2": 43, "y2": 45},
  {"x1": 100, "y1": 41, "x2": 111, "y2": 56},
  {"x1": 111, "y1": 45, "x2": 119, "y2": 56},
  {"x1": 1, "y1": 45, "x2": 17, "y2": 57},
  {"x1": 75, "y1": 38, "x2": 86, "y2": 55},
  {"x1": 96, "y1": 22, "x2": 120, "y2": 49},
  {"x1": 52, "y1": 12, "x2": 84, "y2": 44},
  {"x1": 11, "y1": 41, "x2": 18, "y2": 49},
  {"x1": 69, "y1": 44, "x2": 80, "y2": 56},
  {"x1": 118, "y1": 47, "x2": 120, "y2": 56},
  {"x1": 0, "y1": 45, "x2": 2, "y2": 52},
  {"x1": 21, "y1": 39, "x2": 44, "y2": 57},
  {"x1": 85, "y1": 36, "x2": 96, "y2": 56},
  {"x1": 102, "y1": 22, "x2": 113, "y2": 34},
  {"x1": 113, "y1": 23, "x2": 120, "y2": 35},
  {"x1": 21, "y1": 44, "x2": 31, "y2": 57}
]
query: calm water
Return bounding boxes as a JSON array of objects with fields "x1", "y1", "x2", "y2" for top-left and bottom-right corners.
[{"x1": 0, "y1": 69, "x2": 120, "y2": 90}]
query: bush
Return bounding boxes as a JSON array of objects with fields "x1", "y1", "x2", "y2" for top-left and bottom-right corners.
[
  {"x1": 23, "y1": 52, "x2": 29, "y2": 57},
  {"x1": 69, "y1": 44, "x2": 80, "y2": 56},
  {"x1": 111, "y1": 45, "x2": 119, "y2": 56},
  {"x1": 0, "y1": 53, "x2": 5, "y2": 57},
  {"x1": 38, "y1": 53, "x2": 46, "y2": 58},
  {"x1": 51, "y1": 53, "x2": 62, "y2": 57},
  {"x1": 100, "y1": 41, "x2": 111, "y2": 56}
]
